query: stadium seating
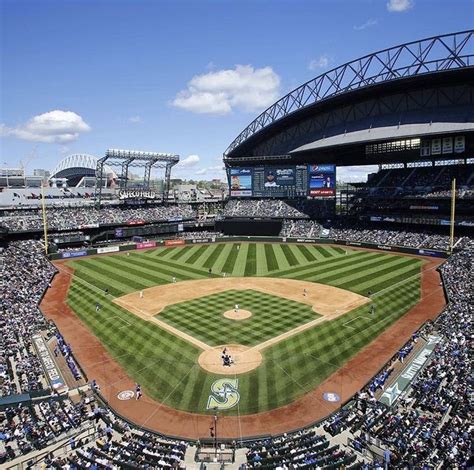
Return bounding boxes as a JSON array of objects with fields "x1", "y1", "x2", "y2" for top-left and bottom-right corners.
[{"x1": 1, "y1": 228, "x2": 472, "y2": 468}]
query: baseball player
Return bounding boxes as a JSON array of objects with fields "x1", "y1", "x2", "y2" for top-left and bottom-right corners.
[{"x1": 139, "y1": 290, "x2": 144, "y2": 299}]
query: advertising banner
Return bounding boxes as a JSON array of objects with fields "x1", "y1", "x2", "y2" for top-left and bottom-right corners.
[
  {"x1": 431, "y1": 138, "x2": 442, "y2": 155},
  {"x1": 454, "y1": 135, "x2": 465, "y2": 153},
  {"x1": 442, "y1": 137, "x2": 453, "y2": 154},
  {"x1": 164, "y1": 239, "x2": 185, "y2": 246},
  {"x1": 78, "y1": 223, "x2": 99, "y2": 229},
  {"x1": 136, "y1": 241, "x2": 157, "y2": 249},
  {"x1": 229, "y1": 168, "x2": 252, "y2": 197},
  {"x1": 308, "y1": 164, "x2": 336, "y2": 197},
  {"x1": 127, "y1": 220, "x2": 145, "y2": 226},
  {"x1": 118, "y1": 190, "x2": 158, "y2": 200},
  {"x1": 97, "y1": 246, "x2": 120, "y2": 254},
  {"x1": 61, "y1": 250, "x2": 87, "y2": 259},
  {"x1": 191, "y1": 238, "x2": 212, "y2": 244}
]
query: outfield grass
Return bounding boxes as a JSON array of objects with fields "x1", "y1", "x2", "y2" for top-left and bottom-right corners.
[{"x1": 66, "y1": 242, "x2": 422, "y2": 415}]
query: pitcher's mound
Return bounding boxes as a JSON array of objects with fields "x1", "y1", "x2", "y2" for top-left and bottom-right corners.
[
  {"x1": 198, "y1": 344, "x2": 262, "y2": 374},
  {"x1": 223, "y1": 309, "x2": 252, "y2": 320}
]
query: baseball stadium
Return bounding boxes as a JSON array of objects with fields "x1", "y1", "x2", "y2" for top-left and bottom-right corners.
[{"x1": 1, "y1": 27, "x2": 473, "y2": 469}]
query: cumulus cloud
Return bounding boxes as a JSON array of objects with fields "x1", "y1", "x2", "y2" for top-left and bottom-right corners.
[
  {"x1": 175, "y1": 154, "x2": 200, "y2": 170},
  {"x1": 308, "y1": 55, "x2": 333, "y2": 71},
  {"x1": 387, "y1": 0, "x2": 413, "y2": 12},
  {"x1": 0, "y1": 110, "x2": 91, "y2": 143},
  {"x1": 128, "y1": 115, "x2": 142, "y2": 123},
  {"x1": 195, "y1": 165, "x2": 224, "y2": 176},
  {"x1": 172, "y1": 65, "x2": 281, "y2": 115},
  {"x1": 354, "y1": 18, "x2": 378, "y2": 30}
]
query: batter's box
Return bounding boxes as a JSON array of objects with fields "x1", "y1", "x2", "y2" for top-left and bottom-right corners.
[{"x1": 343, "y1": 316, "x2": 373, "y2": 329}]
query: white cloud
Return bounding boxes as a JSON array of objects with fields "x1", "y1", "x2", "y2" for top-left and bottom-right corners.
[
  {"x1": 337, "y1": 165, "x2": 378, "y2": 183},
  {"x1": 308, "y1": 55, "x2": 333, "y2": 71},
  {"x1": 128, "y1": 115, "x2": 142, "y2": 123},
  {"x1": 387, "y1": 0, "x2": 413, "y2": 12},
  {"x1": 172, "y1": 64, "x2": 281, "y2": 115},
  {"x1": 354, "y1": 18, "x2": 378, "y2": 30},
  {"x1": 195, "y1": 164, "x2": 224, "y2": 176},
  {"x1": 1, "y1": 110, "x2": 90, "y2": 143},
  {"x1": 175, "y1": 154, "x2": 200, "y2": 170}
]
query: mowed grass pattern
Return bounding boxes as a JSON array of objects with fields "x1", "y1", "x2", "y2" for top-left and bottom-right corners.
[
  {"x1": 66, "y1": 242, "x2": 422, "y2": 415},
  {"x1": 159, "y1": 289, "x2": 320, "y2": 346}
]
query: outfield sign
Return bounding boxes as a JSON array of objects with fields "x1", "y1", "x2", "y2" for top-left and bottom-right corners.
[
  {"x1": 136, "y1": 241, "x2": 156, "y2": 249},
  {"x1": 61, "y1": 250, "x2": 87, "y2": 259},
  {"x1": 165, "y1": 239, "x2": 185, "y2": 246},
  {"x1": 380, "y1": 335, "x2": 441, "y2": 406},
  {"x1": 119, "y1": 190, "x2": 158, "y2": 200},
  {"x1": 207, "y1": 378, "x2": 240, "y2": 410},
  {"x1": 97, "y1": 246, "x2": 120, "y2": 254},
  {"x1": 191, "y1": 238, "x2": 214, "y2": 244}
]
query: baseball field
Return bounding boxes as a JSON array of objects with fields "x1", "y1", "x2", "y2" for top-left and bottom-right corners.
[{"x1": 62, "y1": 242, "x2": 424, "y2": 416}]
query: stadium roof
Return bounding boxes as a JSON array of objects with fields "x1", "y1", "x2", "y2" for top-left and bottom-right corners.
[
  {"x1": 293, "y1": 122, "x2": 474, "y2": 153},
  {"x1": 225, "y1": 30, "x2": 474, "y2": 162}
]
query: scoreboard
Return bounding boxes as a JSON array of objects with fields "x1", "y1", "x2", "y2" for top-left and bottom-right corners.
[{"x1": 228, "y1": 164, "x2": 335, "y2": 198}]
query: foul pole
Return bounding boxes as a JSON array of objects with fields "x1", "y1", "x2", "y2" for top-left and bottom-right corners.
[
  {"x1": 40, "y1": 183, "x2": 49, "y2": 255},
  {"x1": 449, "y1": 178, "x2": 456, "y2": 254}
]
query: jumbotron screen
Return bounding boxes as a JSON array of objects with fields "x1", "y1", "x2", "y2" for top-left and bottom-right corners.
[{"x1": 228, "y1": 164, "x2": 335, "y2": 198}]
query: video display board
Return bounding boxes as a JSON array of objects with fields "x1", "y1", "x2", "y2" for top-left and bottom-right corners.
[
  {"x1": 307, "y1": 164, "x2": 336, "y2": 197},
  {"x1": 229, "y1": 168, "x2": 252, "y2": 197},
  {"x1": 227, "y1": 164, "x2": 335, "y2": 198}
]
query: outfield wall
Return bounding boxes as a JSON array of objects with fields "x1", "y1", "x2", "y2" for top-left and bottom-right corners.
[{"x1": 49, "y1": 236, "x2": 450, "y2": 260}]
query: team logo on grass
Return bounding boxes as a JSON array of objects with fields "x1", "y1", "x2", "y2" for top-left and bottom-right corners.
[
  {"x1": 117, "y1": 390, "x2": 135, "y2": 400},
  {"x1": 207, "y1": 378, "x2": 240, "y2": 410}
]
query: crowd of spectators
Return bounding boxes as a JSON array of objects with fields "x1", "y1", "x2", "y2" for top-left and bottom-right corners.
[
  {"x1": 224, "y1": 200, "x2": 308, "y2": 218},
  {"x1": 367, "y1": 164, "x2": 474, "y2": 191},
  {"x1": 1, "y1": 241, "x2": 56, "y2": 397},
  {"x1": 178, "y1": 230, "x2": 223, "y2": 240},
  {"x1": 246, "y1": 430, "x2": 357, "y2": 469},
  {"x1": 279, "y1": 219, "x2": 322, "y2": 238},
  {"x1": 0, "y1": 205, "x2": 196, "y2": 232},
  {"x1": 328, "y1": 221, "x2": 469, "y2": 250}
]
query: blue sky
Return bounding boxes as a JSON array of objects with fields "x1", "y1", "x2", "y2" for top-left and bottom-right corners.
[{"x1": 1, "y1": 0, "x2": 473, "y2": 181}]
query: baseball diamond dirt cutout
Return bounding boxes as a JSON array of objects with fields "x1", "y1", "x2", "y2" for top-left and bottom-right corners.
[
  {"x1": 223, "y1": 309, "x2": 252, "y2": 320},
  {"x1": 113, "y1": 277, "x2": 370, "y2": 374}
]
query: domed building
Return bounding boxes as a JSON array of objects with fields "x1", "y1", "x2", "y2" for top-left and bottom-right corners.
[{"x1": 49, "y1": 154, "x2": 117, "y2": 187}]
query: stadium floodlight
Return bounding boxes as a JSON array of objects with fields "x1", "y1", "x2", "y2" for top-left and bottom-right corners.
[{"x1": 95, "y1": 149, "x2": 180, "y2": 206}]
